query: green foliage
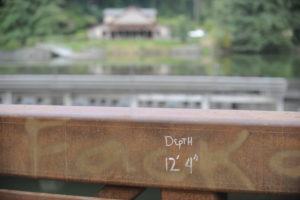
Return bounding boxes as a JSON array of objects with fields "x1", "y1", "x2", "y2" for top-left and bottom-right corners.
[
  {"x1": 211, "y1": 0, "x2": 299, "y2": 52},
  {"x1": 289, "y1": 0, "x2": 300, "y2": 45},
  {"x1": 0, "y1": 0, "x2": 97, "y2": 50},
  {"x1": 159, "y1": 15, "x2": 196, "y2": 42},
  {"x1": 0, "y1": 0, "x2": 69, "y2": 49},
  {"x1": 0, "y1": 0, "x2": 299, "y2": 52}
]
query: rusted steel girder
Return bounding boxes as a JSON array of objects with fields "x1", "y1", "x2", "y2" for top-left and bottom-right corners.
[{"x1": 0, "y1": 105, "x2": 299, "y2": 194}]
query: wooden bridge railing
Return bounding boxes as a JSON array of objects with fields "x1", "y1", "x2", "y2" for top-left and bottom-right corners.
[{"x1": 0, "y1": 105, "x2": 299, "y2": 199}]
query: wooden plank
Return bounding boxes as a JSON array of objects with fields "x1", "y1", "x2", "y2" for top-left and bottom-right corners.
[
  {"x1": 96, "y1": 185, "x2": 145, "y2": 199},
  {"x1": 161, "y1": 189, "x2": 226, "y2": 200},
  {"x1": 0, "y1": 189, "x2": 114, "y2": 200},
  {"x1": 0, "y1": 105, "x2": 299, "y2": 194}
]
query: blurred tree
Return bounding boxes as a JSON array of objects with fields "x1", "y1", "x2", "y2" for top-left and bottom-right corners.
[
  {"x1": 193, "y1": 0, "x2": 200, "y2": 23},
  {"x1": 212, "y1": 0, "x2": 298, "y2": 53},
  {"x1": 158, "y1": 15, "x2": 195, "y2": 42},
  {"x1": 289, "y1": 0, "x2": 300, "y2": 45},
  {"x1": 0, "y1": 0, "x2": 71, "y2": 49},
  {"x1": 1, "y1": 0, "x2": 298, "y2": 52}
]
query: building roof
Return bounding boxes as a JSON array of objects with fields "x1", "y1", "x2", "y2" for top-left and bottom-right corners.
[{"x1": 103, "y1": 7, "x2": 157, "y2": 17}]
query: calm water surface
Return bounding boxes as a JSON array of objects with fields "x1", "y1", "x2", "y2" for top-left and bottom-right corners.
[{"x1": 0, "y1": 54, "x2": 299, "y2": 78}]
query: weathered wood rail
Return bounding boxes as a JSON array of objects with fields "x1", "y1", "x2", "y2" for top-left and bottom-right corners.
[{"x1": 0, "y1": 105, "x2": 299, "y2": 199}]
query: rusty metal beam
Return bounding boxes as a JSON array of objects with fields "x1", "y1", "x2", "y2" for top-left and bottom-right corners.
[
  {"x1": 161, "y1": 189, "x2": 226, "y2": 200},
  {"x1": 96, "y1": 185, "x2": 145, "y2": 199},
  {"x1": 0, "y1": 105, "x2": 299, "y2": 194},
  {"x1": 0, "y1": 189, "x2": 114, "y2": 200}
]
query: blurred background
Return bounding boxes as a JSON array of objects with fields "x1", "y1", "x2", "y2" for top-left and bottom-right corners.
[{"x1": 0, "y1": 0, "x2": 300, "y2": 199}]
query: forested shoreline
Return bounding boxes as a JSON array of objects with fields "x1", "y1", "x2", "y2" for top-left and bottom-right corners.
[{"x1": 0, "y1": 0, "x2": 299, "y2": 53}]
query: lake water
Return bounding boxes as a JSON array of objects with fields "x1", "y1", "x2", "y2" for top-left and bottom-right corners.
[{"x1": 0, "y1": 54, "x2": 299, "y2": 78}]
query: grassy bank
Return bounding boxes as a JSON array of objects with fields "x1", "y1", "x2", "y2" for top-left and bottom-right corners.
[{"x1": 43, "y1": 33, "x2": 185, "y2": 55}]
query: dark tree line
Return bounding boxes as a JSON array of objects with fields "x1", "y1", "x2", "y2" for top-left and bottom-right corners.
[{"x1": 211, "y1": 0, "x2": 300, "y2": 52}]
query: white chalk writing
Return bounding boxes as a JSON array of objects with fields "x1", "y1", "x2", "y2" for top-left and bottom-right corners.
[
  {"x1": 165, "y1": 154, "x2": 199, "y2": 174},
  {"x1": 165, "y1": 155, "x2": 180, "y2": 172},
  {"x1": 164, "y1": 136, "x2": 192, "y2": 149},
  {"x1": 164, "y1": 135, "x2": 198, "y2": 174}
]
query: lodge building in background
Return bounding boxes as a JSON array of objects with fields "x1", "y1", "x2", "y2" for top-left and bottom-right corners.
[{"x1": 88, "y1": 6, "x2": 170, "y2": 39}]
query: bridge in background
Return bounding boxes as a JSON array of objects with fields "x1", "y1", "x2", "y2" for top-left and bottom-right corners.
[{"x1": 0, "y1": 75, "x2": 289, "y2": 111}]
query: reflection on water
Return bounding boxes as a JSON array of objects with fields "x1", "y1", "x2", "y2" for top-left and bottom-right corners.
[{"x1": 0, "y1": 54, "x2": 299, "y2": 78}]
